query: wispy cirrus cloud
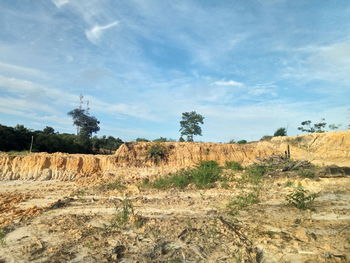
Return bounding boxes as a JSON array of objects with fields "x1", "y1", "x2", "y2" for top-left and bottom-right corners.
[
  {"x1": 212, "y1": 80, "x2": 244, "y2": 87},
  {"x1": 85, "y1": 21, "x2": 119, "y2": 44}
]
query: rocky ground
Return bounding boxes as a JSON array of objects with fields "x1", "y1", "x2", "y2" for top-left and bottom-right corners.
[{"x1": 0, "y1": 162, "x2": 349, "y2": 263}]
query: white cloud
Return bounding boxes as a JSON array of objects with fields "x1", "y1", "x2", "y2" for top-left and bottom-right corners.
[
  {"x1": 0, "y1": 62, "x2": 46, "y2": 79},
  {"x1": 85, "y1": 21, "x2": 119, "y2": 44},
  {"x1": 212, "y1": 80, "x2": 244, "y2": 87},
  {"x1": 52, "y1": 0, "x2": 69, "y2": 8}
]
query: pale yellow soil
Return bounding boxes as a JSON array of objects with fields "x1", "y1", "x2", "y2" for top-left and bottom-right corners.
[{"x1": 0, "y1": 174, "x2": 349, "y2": 263}]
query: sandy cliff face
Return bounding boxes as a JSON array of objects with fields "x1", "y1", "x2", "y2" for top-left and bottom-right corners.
[{"x1": 0, "y1": 131, "x2": 349, "y2": 181}]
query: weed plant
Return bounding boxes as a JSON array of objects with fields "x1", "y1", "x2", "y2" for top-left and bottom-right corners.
[
  {"x1": 286, "y1": 186, "x2": 318, "y2": 210},
  {"x1": 298, "y1": 169, "x2": 316, "y2": 179},
  {"x1": 111, "y1": 198, "x2": 135, "y2": 227},
  {"x1": 151, "y1": 160, "x2": 222, "y2": 189},
  {"x1": 99, "y1": 181, "x2": 126, "y2": 191},
  {"x1": 0, "y1": 229, "x2": 5, "y2": 246},
  {"x1": 225, "y1": 161, "x2": 243, "y2": 171},
  {"x1": 227, "y1": 192, "x2": 260, "y2": 215}
]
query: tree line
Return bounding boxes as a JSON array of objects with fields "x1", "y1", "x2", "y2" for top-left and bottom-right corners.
[{"x1": 0, "y1": 124, "x2": 123, "y2": 154}]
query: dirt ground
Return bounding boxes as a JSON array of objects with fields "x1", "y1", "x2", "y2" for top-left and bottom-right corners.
[{"x1": 0, "y1": 168, "x2": 349, "y2": 263}]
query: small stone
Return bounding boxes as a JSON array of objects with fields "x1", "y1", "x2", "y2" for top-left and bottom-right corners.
[{"x1": 294, "y1": 227, "x2": 309, "y2": 242}]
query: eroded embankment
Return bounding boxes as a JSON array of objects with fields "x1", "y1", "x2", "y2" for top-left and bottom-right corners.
[{"x1": 0, "y1": 131, "x2": 349, "y2": 181}]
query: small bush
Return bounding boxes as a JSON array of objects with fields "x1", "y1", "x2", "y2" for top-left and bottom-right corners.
[
  {"x1": 192, "y1": 161, "x2": 221, "y2": 188},
  {"x1": 147, "y1": 143, "x2": 167, "y2": 163},
  {"x1": 111, "y1": 198, "x2": 135, "y2": 227},
  {"x1": 239, "y1": 164, "x2": 270, "y2": 185},
  {"x1": 151, "y1": 160, "x2": 222, "y2": 189},
  {"x1": 286, "y1": 186, "x2": 318, "y2": 210},
  {"x1": 237, "y1": 140, "x2": 247, "y2": 144},
  {"x1": 298, "y1": 169, "x2": 316, "y2": 179},
  {"x1": 153, "y1": 170, "x2": 192, "y2": 190},
  {"x1": 225, "y1": 161, "x2": 243, "y2": 171}
]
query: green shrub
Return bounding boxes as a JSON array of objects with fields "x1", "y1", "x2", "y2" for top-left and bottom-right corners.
[
  {"x1": 147, "y1": 143, "x2": 167, "y2": 163},
  {"x1": 298, "y1": 169, "x2": 316, "y2": 179},
  {"x1": 111, "y1": 198, "x2": 135, "y2": 227},
  {"x1": 0, "y1": 229, "x2": 5, "y2": 246},
  {"x1": 192, "y1": 161, "x2": 221, "y2": 188},
  {"x1": 151, "y1": 160, "x2": 222, "y2": 189},
  {"x1": 237, "y1": 140, "x2": 247, "y2": 144},
  {"x1": 153, "y1": 170, "x2": 192, "y2": 190},
  {"x1": 240, "y1": 164, "x2": 270, "y2": 185},
  {"x1": 225, "y1": 161, "x2": 243, "y2": 171},
  {"x1": 286, "y1": 186, "x2": 318, "y2": 210}
]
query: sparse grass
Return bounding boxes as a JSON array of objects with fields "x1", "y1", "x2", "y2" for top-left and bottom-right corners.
[
  {"x1": 225, "y1": 161, "x2": 243, "y2": 171},
  {"x1": 152, "y1": 170, "x2": 192, "y2": 190},
  {"x1": 110, "y1": 198, "x2": 135, "y2": 228},
  {"x1": 98, "y1": 181, "x2": 126, "y2": 191},
  {"x1": 239, "y1": 164, "x2": 270, "y2": 185},
  {"x1": 1, "y1": 150, "x2": 30, "y2": 156},
  {"x1": 284, "y1": 180, "x2": 293, "y2": 187},
  {"x1": 0, "y1": 229, "x2": 5, "y2": 246},
  {"x1": 227, "y1": 192, "x2": 260, "y2": 215},
  {"x1": 298, "y1": 169, "x2": 316, "y2": 179},
  {"x1": 286, "y1": 186, "x2": 318, "y2": 210},
  {"x1": 151, "y1": 161, "x2": 222, "y2": 190}
]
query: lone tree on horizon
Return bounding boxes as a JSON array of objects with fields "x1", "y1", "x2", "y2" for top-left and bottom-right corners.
[
  {"x1": 179, "y1": 111, "x2": 204, "y2": 142},
  {"x1": 68, "y1": 96, "x2": 100, "y2": 139}
]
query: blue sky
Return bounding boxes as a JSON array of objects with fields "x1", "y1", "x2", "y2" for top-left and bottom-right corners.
[{"x1": 0, "y1": 0, "x2": 349, "y2": 142}]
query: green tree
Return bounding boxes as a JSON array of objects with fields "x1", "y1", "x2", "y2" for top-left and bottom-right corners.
[
  {"x1": 67, "y1": 108, "x2": 100, "y2": 139},
  {"x1": 274, "y1": 127, "x2": 287, "y2": 136},
  {"x1": 136, "y1": 138, "x2": 149, "y2": 142},
  {"x1": 179, "y1": 111, "x2": 204, "y2": 142},
  {"x1": 43, "y1": 126, "x2": 55, "y2": 134},
  {"x1": 298, "y1": 119, "x2": 327, "y2": 133}
]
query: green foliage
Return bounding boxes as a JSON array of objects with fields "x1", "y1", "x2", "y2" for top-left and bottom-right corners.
[
  {"x1": 152, "y1": 170, "x2": 192, "y2": 190},
  {"x1": 286, "y1": 186, "x2": 318, "y2": 210},
  {"x1": 240, "y1": 164, "x2": 269, "y2": 185},
  {"x1": 260, "y1": 135, "x2": 273, "y2": 141},
  {"x1": 136, "y1": 138, "x2": 149, "y2": 142},
  {"x1": 43, "y1": 126, "x2": 55, "y2": 134},
  {"x1": 284, "y1": 180, "x2": 293, "y2": 187},
  {"x1": 178, "y1": 137, "x2": 185, "y2": 142},
  {"x1": 151, "y1": 160, "x2": 222, "y2": 189},
  {"x1": 67, "y1": 108, "x2": 100, "y2": 139},
  {"x1": 153, "y1": 137, "x2": 167, "y2": 142},
  {"x1": 147, "y1": 143, "x2": 168, "y2": 163},
  {"x1": 110, "y1": 198, "x2": 135, "y2": 228},
  {"x1": 274, "y1": 127, "x2": 287, "y2": 136},
  {"x1": 99, "y1": 181, "x2": 126, "y2": 191},
  {"x1": 179, "y1": 111, "x2": 204, "y2": 142},
  {"x1": 237, "y1": 140, "x2": 247, "y2": 144},
  {"x1": 91, "y1": 135, "x2": 123, "y2": 154},
  {"x1": 191, "y1": 161, "x2": 222, "y2": 188},
  {"x1": 298, "y1": 119, "x2": 327, "y2": 133},
  {"x1": 228, "y1": 139, "x2": 236, "y2": 144},
  {"x1": 225, "y1": 161, "x2": 243, "y2": 171},
  {"x1": 0, "y1": 123, "x2": 122, "y2": 154},
  {"x1": 328, "y1": 124, "x2": 341, "y2": 130},
  {"x1": 227, "y1": 192, "x2": 260, "y2": 214},
  {"x1": 298, "y1": 169, "x2": 316, "y2": 179},
  {"x1": 0, "y1": 228, "x2": 6, "y2": 246}
]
